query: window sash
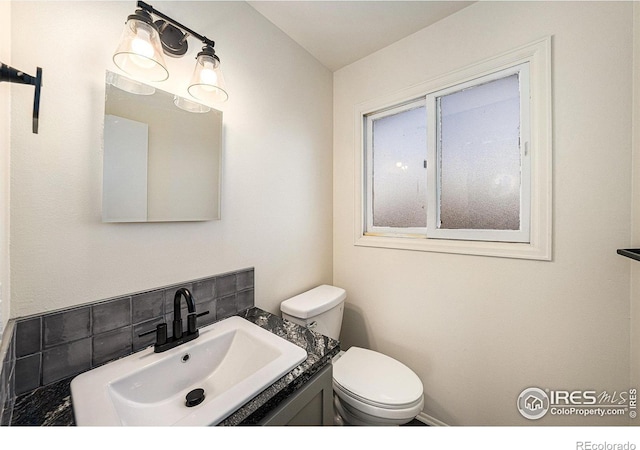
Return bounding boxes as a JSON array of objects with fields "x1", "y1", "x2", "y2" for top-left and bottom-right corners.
[
  {"x1": 364, "y1": 98, "x2": 427, "y2": 236},
  {"x1": 426, "y1": 63, "x2": 531, "y2": 243}
]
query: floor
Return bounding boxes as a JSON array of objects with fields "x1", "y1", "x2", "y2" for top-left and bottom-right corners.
[{"x1": 403, "y1": 418, "x2": 428, "y2": 426}]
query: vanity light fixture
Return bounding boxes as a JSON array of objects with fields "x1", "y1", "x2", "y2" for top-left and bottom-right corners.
[{"x1": 113, "y1": 1, "x2": 228, "y2": 103}]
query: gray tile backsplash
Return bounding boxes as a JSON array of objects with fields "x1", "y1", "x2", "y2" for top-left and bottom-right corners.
[
  {"x1": 92, "y1": 297, "x2": 131, "y2": 334},
  {"x1": 132, "y1": 290, "x2": 164, "y2": 324},
  {"x1": 0, "y1": 267, "x2": 255, "y2": 419},
  {"x1": 15, "y1": 353, "x2": 40, "y2": 394},
  {"x1": 15, "y1": 317, "x2": 40, "y2": 357},
  {"x1": 92, "y1": 326, "x2": 132, "y2": 367},
  {"x1": 237, "y1": 270, "x2": 254, "y2": 291},
  {"x1": 43, "y1": 308, "x2": 91, "y2": 348},
  {"x1": 42, "y1": 338, "x2": 94, "y2": 386}
]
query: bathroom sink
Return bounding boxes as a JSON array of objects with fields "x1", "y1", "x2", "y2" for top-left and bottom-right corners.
[{"x1": 70, "y1": 316, "x2": 307, "y2": 426}]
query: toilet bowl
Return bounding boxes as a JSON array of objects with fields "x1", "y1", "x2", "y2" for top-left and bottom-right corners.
[
  {"x1": 280, "y1": 285, "x2": 424, "y2": 426},
  {"x1": 332, "y1": 347, "x2": 424, "y2": 425}
]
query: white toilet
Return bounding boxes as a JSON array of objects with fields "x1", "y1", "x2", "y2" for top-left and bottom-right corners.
[{"x1": 280, "y1": 284, "x2": 424, "y2": 426}]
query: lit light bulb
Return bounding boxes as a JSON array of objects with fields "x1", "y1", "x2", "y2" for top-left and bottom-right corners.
[
  {"x1": 188, "y1": 48, "x2": 228, "y2": 103},
  {"x1": 132, "y1": 30, "x2": 154, "y2": 58},
  {"x1": 129, "y1": 28, "x2": 157, "y2": 69},
  {"x1": 199, "y1": 61, "x2": 218, "y2": 92}
]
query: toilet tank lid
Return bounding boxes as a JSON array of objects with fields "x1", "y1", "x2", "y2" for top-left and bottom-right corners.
[{"x1": 280, "y1": 285, "x2": 346, "y2": 319}]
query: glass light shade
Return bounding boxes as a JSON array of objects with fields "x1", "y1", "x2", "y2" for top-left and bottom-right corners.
[
  {"x1": 173, "y1": 95, "x2": 211, "y2": 113},
  {"x1": 106, "y1": 71, "x2": 155, "y2": 95},
  {"x1": 187, "y1": 54, "x2": 228, "y2": 103},
  {"x1": 113, "y1": 18, "x2": 169, "y2": 82}
]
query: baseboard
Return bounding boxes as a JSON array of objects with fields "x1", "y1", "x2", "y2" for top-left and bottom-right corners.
[{"x1": 416, "y1": 411, "x2": 448, "y2": 426}]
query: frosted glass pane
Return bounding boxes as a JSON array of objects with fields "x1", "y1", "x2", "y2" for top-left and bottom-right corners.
[
  {"x1": 371, "y1": 105, "x2": 427, "y2": 228},
  {"x1": 438, "y1": 74, "x2": 521, "y2": 230}
]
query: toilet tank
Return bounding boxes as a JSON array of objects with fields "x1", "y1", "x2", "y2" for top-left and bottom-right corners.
[{"x1": 280, "y1": 285, "x2": 346, "y2": 340}]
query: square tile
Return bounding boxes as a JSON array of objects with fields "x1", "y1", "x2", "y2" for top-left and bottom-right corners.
[
  {"x1": 15, "y1": 317, "x2": 41, "y2": 357},
  {"x1": 15, "y1": 354, "x2": 41, "y2": 395},
  {"x1": 237, "y1": 269, "x2": 254, "y2": 291},
  {"x1": 42, "y1": 338, "x2": 91, "y2": 385},
  {"x1": 93, "y1": 327, "x2": 132, "y2": 367},
  {"x1": 237, "y1": 289, "x2": 254, "y2": 311},
  {"x1": 43, "y1": 308, "x2": 91, "y2": 348},
  {"x1": 92, "y1": 297, "x2": 131, "y2": 334},
  {"x1": 132, "y1": 290, "x2": 164, "y2": 324},
  {"x1": 196, "y1": 299, "x2": 216, "y2": 327},
  {"x1": 216, "y1": 274, "x2": 236, "y2": 298},
  {"x1": 216, "y1": 294, "x2": 237, "y2": 320},
  {"x1": 192, "y1": 278, "x2": 215, "y2": 306}
]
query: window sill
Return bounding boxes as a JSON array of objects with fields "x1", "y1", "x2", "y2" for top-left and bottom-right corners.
[{"x1": 355, "y1": 234, "x2": 551, "y2": 261}]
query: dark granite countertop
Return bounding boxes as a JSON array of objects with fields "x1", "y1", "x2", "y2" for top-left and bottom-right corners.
[{"x1": 10, "y1": 306, "x2": 340, "y2": 426}]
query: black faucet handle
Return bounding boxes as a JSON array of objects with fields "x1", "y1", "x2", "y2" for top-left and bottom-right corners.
[
  {"x1": 187, "y1": 313, "x2": 196, "y2": 335},
  {"x1": 187, "y1": 311, "x2": 210, "y2": 335},
  {"x1": 138, "y1": 328, "x2": 156, "y2": 337},
  {"x1": 173, "y1": 319, "x2": 183, "y2": 340},
  {"x1": 138, "y1": 323, "x2": 168, "y2": 346}
]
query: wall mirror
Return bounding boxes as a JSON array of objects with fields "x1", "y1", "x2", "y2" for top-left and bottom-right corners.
[{"x1": 102, "y1": 71, "x2": 222, "y2": 222}]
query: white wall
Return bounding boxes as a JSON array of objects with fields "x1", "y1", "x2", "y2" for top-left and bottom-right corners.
[
  {"x1": 334, "y1": 1, "x2": 633, "y2": 425},
  {"x1": 9, "y1": 1, "x2": 333, "y2": 317},
  {"x1": 0, "y1": 1, "x2": 11, "y2": 333}
]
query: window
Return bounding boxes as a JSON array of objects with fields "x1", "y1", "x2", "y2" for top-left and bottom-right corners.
[
  {"x1": 356, "y1": 38, "x2": 552, "y2": 260},
  {"x1": 426, "y1": 64, "x2": 530, "y2": 243},
  {"x1": 366, "y1": 99, "x2": 427, "y2": 236}
]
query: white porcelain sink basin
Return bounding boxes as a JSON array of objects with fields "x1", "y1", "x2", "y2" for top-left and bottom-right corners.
[{"x1": 71, "y1": 316, "x2": 307, "y2": 426}]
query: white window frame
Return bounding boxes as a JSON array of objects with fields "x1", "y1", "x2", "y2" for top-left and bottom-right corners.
[{"x1": 354, "y1": 37, "x2": 552, "y2": 260}]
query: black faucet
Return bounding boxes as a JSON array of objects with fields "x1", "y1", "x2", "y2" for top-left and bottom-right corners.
[
  {"x1": 138, "y1": 287, "x2": 209, "y2": 353},
  {"x1": 172, "y1": 287, "x2": 195, "y2": 340}
]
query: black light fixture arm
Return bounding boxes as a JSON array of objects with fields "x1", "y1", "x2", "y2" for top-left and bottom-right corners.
[
  {"x1": 136, "y1": 1, "x2": 215, "y2": 48},
  {"x1": 0, "y1": 62, "x2": 42, "y2": 134}
]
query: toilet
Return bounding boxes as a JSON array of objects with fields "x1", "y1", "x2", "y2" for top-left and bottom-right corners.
[{"x1": 280, "y1": 284, "x2": 424, "y2": 426}]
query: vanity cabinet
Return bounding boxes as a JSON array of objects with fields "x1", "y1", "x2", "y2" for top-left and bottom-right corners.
[{"x1": 258, "y1": 364, "x2": 334, "y2": 426}]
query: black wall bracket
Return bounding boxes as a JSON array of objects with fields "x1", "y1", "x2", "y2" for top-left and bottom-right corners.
[
  {"x1": 617, "y1": 249, "x2": 640, "y2": 262},
  {"x1": 0, "y1": 62, "x2": 43, "y2": 134}
]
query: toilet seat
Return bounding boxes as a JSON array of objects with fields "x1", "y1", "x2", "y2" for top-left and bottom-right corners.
[{"x1": 332, "y1": 347, "x2": 424, "y2": 422}]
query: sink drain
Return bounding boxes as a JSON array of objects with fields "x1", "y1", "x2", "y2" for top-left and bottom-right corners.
[{"x1": 185, "y1": 388, "x2": 205, "y2": 407}]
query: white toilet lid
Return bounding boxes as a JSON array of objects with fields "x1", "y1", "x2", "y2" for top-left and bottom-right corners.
[{"x1": 333, "y1": 347, "x2": 423, "y2": 407}]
